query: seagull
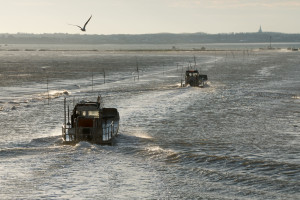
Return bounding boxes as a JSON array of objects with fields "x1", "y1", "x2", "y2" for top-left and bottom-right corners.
[{"x1": 69, "y1": 15, "x2": 92, "y2": 32}]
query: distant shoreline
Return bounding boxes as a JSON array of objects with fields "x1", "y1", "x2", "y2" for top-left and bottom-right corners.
[
  {"x1": 0, "y1": 47, "x2": 296, "y2": 52},
  {"x1": 1, "y1": 32, "x2": 300, "y2": 45},
  {"x1": 1, "y1": 41, "x2": 299, "y2": 52}
]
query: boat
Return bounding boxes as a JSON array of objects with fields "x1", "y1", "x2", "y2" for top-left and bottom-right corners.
[
  {"x1": 62, "y1": 96, "x2": 120, "y2": 145},
  {"x1": 184, "y1": 69, "x2": 208, "y2": 87}
]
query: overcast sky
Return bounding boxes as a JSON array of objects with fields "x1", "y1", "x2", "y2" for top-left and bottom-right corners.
[{"x1": 1, "y1": 0, "x2": 299, "y2": 34}]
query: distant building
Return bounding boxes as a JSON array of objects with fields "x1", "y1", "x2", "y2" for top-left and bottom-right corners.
[{"x1": 258, "y1": 25, "x2": 263, "y2": 33}]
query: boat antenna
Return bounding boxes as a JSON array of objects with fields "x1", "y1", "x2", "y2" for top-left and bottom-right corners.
[
  {"x1": 188, "y1": 61, "x2": 192, "y2": 69},
  {"x1": 97, "y1": 95, "x2": 101, "y2": 108},
  {"x1": 67, "y1": 105, "x2": 70, "y2": 125}
]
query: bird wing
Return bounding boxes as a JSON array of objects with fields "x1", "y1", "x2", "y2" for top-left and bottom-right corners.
[
  {"x1": 83, "y1": 15, "x2": 92, "y2": 29},
  {"x1": 69, "y1": 24, "x2": 83, "y2": 29}
]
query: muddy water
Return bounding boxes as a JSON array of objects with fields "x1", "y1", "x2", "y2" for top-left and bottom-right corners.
[{"x1": 0, "y1": 45, "x2": 299, "y2": 199}]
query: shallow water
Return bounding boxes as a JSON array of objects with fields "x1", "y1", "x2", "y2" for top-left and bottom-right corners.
[{"x1": 0, "y1": 44, "x2": 299, "y2": 199}]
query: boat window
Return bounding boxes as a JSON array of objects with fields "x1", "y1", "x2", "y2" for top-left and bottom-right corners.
[
  {"x1": 88, "y1": 111, "x2": 99, "y2": 117},
  {"x1": 76, "y1": 110, "x2": 98, "y2": 117},
  {"x1": 76, "y1": 111, "x2": 88, "y2": 116},
  {"x1": 76, "y1": 111, "x2": 86, "y2": 116}
]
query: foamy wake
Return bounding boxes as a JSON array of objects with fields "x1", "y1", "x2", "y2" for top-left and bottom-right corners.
[{"x1": 0, "y1": 90, "x2": 70, "y2": 112}]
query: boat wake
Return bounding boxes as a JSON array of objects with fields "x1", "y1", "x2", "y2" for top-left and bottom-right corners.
[{"x1": 0, "y1": 89, "x2": 70, "y2": 112}]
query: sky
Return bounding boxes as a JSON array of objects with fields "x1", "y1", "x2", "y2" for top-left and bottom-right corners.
[{"x1": 1, "y1": 0, "x2": 300, "y2": 35}]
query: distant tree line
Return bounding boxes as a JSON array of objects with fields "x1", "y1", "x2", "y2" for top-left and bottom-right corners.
[{"x1": 0, "y1": 32, "x2": 300, "y2": 44}]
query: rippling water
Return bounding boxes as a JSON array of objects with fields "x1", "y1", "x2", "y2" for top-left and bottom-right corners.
[{"x1": 0, "y1": 44, "x2": 299, "y2": 199}]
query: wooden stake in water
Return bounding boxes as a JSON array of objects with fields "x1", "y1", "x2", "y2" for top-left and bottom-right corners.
[
  {"x1": 181, "y1": 66, "x2": 184, "y2": 86},
  {"x1": 103, "y1": 69, "x2": 106, "y2": 84},
  {"x1": 215, "y1": 51, "x2": 216, "y2": 67},
  {"x1": 64, "y1": 97, "x2": 66, "y2": 128},
  {"x1": 47, "y1": 76, "x2": 49, "y2": 105},
  {"x1": 136, "y1": 57, "x2": 139, "y2": 80},
  {"x1": 92, "y1": 71, "x2": 94, "y2": 92}
]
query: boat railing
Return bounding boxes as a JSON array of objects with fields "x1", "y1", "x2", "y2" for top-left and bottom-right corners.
[
  {"x1": 62, "y1": 124, "x2": 75, "y2": 142},
  {"x1": 102, "y1": 121, "x2": 115, "y2": 141}
]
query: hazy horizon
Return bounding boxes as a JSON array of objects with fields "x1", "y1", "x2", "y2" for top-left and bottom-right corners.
[
  {"x1": 1, "y1": 31, "x2": 300, "y2": 36},
  {"x1": 1, "y1": 0, "x2": 300, "y2": 35}
]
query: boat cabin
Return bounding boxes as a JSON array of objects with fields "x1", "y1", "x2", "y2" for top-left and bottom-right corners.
[
  {"x1": 62, "y1": 97, "x2": 119, "y2": 144},
  {"x1": 185, "y1": 70, "x2": 208, "y2": 87}
]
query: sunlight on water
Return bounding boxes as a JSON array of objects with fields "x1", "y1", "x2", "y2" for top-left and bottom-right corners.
[
  {"x1": 131, "y1": 131, "x2": 153, "y2": 139},
  {"x1": 0, "y1": 45, "x2": 299, "y2": 199}
]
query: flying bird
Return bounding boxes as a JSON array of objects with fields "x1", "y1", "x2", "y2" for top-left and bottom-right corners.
[{"x1": 69, "y1": 15, "x2": 92, "y2": 32}]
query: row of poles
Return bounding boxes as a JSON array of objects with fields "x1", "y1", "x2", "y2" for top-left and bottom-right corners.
[
  {"x1": 45, "y1": 53, "x2": 223, "y2": 104},
  {"x1": 44, "y1": 55, "x2": 198, "y2": 104}
]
